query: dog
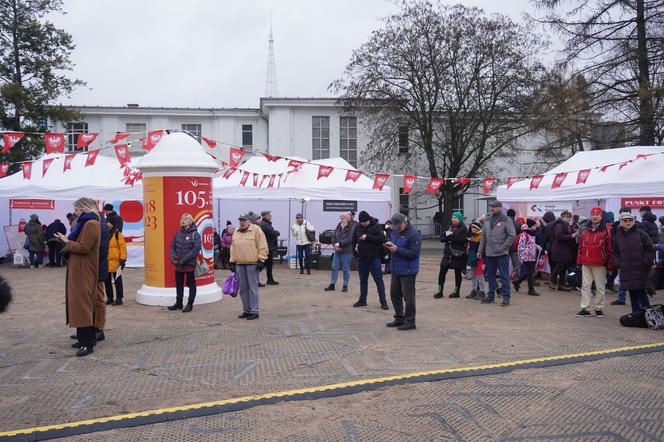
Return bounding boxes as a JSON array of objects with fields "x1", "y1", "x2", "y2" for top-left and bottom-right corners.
[{"x1": 0, "y1": 275, "x2": 12, "y2": 313}]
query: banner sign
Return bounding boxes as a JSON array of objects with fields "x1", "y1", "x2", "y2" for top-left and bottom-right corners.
[
  {"x1": 621, "y1": 197, "x2": 664, "y2": 209},
  {"x1": 323, "y1": 200, "x2": 358, "y2": 212},
  {"x1": 10, "y1": 199, "x2": 55, "y2": 210},
  {"x1": 527, "y1": 201, "x2": 573, "y2": 218}
]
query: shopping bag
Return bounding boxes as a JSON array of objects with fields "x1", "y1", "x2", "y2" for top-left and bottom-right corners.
[{"x1": 223, "y1": 272, "x2": 239, "y2": 297}]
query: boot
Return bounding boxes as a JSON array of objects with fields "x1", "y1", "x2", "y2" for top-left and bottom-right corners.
[
  {"x1": 105, "y1": 298, "x2": 114, "y2": 305},
  {"x1": 433, "y1": 285, "x2": 444, "y2": 298},
  {"x1": 386, "y1": 317, "x2": 404, "y2": 327},
  {"x1": 307, "y1": 269, "x2": 311, "y2": 275},
  {"x1": 548, "y1": 278, "x2": 557, "y2": 290},
  {"x1": 512, "y1": 281, "x2": 520, "y2": 292},
  {"x1": 465, "y1": 289, "x2": 478, "y2": 299},
  {"x1": 300, "y1": 269, "x2": 304, "y2": 275},
  {"x1": 556, "y1": 277, "x2": 571, "y2": 292},
  {"x1": 528, "y1": 290, "x2": 540, "y2": 296},
  {"x1": 448, "y1": 288, "x2": 460, "y2": 298},
  {"x1": 182, "y1": 304, "x2": 193, "y2": 313},
  {"x1": 168, "y1": 303, "x2": 183, "y2": 311},
  {"x1": 324, "y1": 284, "x2": 335, "y2": 291},
  {"x1": 112, "y1": 298, "x2": 123, "y2": 306}
]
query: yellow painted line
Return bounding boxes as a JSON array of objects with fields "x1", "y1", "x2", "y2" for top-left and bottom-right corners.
[{"x1": 1, "y1": 341, "x2": 662, "y2": 437}]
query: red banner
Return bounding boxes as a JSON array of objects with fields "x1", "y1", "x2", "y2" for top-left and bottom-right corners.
[
  {"x1": 620, "y1": 198, "x2": 664, "y2": 209},
  {"x1": 619, "y1": 161, "x2": 631, "y2": 170},
  {"x1": 267, "y1": 174, "x2": 276, "y2": 188},
  {"x1": 44, "y1": 133, "x2": 65, "y2": 153},
  {"x1": 10, "y1": 199, "x2": 55, "y2": 209},
  {"x1": 599, "y1": 164, "x2": 611, "y2": 172},
  {"x1": 223, "y1": 167, "x2": 237, "y2": 179},
  {"x1": 42, "y1": 158, "x2": 54, "y2": 177},
  {"x1": 372, "y1": 173, "x2": 390, "y2": 190},
  {"x1": 259, "y1": 175, "x2": 269, "y2": 187},
  {"x1": 201, "y1": 136, "x2": 217, "y2": 148},
  {"x1": 142, "y1": 130, "x2": 163, "y2": 151},
  {"x1": 263, "y1": 153, "x2": 281, "y2": 162},
  {"x1": 85, "y1": 149, "x2": 100, "y2": 167},
  {"x1": 63, "y1": 153, "x2": 76, "y2": 172},
  {"x1": 456, "y1": 177, "x2": 471, "y2": 187},
  {"x1": 229, "y1": 147, "x2": 245, "y2": 167},
  {"x1": 0, "y1": 162, "x2": 8, "y2": 177},
  {"x1": 483, "y1": 177, "x2": 495, "y2": 195},
  {"x1": 22, "y1": 162, "x2": 32, "y2": 180},
  {"x1": 107, "y1": 132, "x2": 129, "y2": 144},
  {"x1": 76, "y1": 133, "x2": 98, "y2": 148},
  {"x1": 115, "y1": 144, "x2": 131, "y2": 167},
  {"x1": 426, "y1": 177, "x2": 444, "y2": 193},
  {"x1": 345, "y1": 170, "x2": 362, "y2": 182},
  {"x1": 252, "y1": 173, "x2": 258, "y2": 187},
  {"x1": 403, "y1": 175, "x2": 417, "y2": 193},
  {"x1": 530, "y1": 175, "x2": 544, "y2": 190},
  {"x1": 317, "y1": 165, "x2": 334, "y2": 180},
  {"x1": 507, "y1": 177, "x2": 519, "y2": 189},
  {"x1": 240, "y1": 171, "x2": 249, "y2": 186},
  {"x1": 551, "y1": 172, "x2": 567, "y2": 189},
  {"x1": 576, "y1": 169, "x2": 591, "y2": 184},
  {"x1": 288, "y1": 159, "x2": 304, "y2": 169},
  {"x1": 2, "y1": 132, "x2": 24, "y2": 153}
]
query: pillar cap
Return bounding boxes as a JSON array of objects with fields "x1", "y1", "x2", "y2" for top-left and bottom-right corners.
[{"x1": 136, "y1": 132, "x2": 218, "y2": 174}]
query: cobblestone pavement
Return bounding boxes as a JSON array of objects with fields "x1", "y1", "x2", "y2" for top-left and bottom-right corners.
[{"x1": 0, "y1": 258, "x2": 662, "y2": 439}]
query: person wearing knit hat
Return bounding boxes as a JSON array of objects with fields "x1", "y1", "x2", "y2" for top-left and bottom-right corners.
[
  {"x1": 434, "y1": 212, "x2": 468, "y2": 299},
  {"x1": 512, "y1": 218, "x2": 541, "y2": 296},
  {"x1": 258, "y1": 210, "x2": 281, "y2": 286},
  {"x1": 291, "y1": 213, "x2": 316, "y2": 274},
  {"x1": 466, "y1": 221, "x2": 485, "y2": 300},
  {"x1": 352, "y1": 211, "x2": 388, "y2": 309}
]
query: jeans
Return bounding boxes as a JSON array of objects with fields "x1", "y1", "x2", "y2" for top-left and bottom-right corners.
[
  {"x1": 515, "y1": 261, "x2": 536, "y2": 292},
  {"x1": 48, "y1": 242, "x2": 64, "y2": 266},
  {"x1": 358, "y1": 258, "x2": 386, "y2": 304},
  {"x1": 28, "y1": 251, "x2": 43, "y2": 266},
  {"x1": 237, "y1": 264, "x2": 260, "y2": 314},
  {"x1": 616, "y1": 287, "x2": 627, "y2": 303},
  {"x1": 390, "y1": 273, "x2": 416, "y2": 325},
  {"x1": 330, "y1": 252, "x2": 352, "y2": 287},
  {"x1": 105, "y1": 272, "x2": 124, "y2": 301},
  {"x1": 175, "y1": 271, "x2": 196, "y2": 306},
  {"x1": 297, "y1": 244, "x2": 312, "y2": 271},
  {"x1": 628, "y1": 289, "x2": 650, "y2": 313},
  {"x1": 485, "y1": 255, "x2": 511, "y2": 301}
]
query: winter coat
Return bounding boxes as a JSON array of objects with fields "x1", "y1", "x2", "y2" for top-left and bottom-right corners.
[
  {"x1": 440, "y1": 223, "x2": 468, "y2": 269},
  {"x1": 639, "y1": 211, "x2": 659, "y2": 244},
  {"x1": 230, "y1": 223, "x2": 268, "y2": 264},
  {"x1": 353, "y1": 218, "x2": 385, "y2": 261},
  {"x1": 98, "y1": 221, "x2": 110, "y2": 282},
  {"x1": 107, "y1": 227, "x2": 127, "y2": 273},
  {"x1": 106, "y1": 211, "x2": 123, "y2": 232},
  {"x1": 170, "y1": 225, "x2": 201, "y2": 269},
  {"x1": 213, "y1": 232, "x2": 221, "y2": 251},
  {"x1": 479, "y1": 212, "x2": 516, "y2": 257},
  {"x1": 221, "y1": 231, "x2": 233, "y2": 249},
  {"x1": 517, "y1": 230, "x2": 539, "y2": 262},
  {"x1": 45, "y1": 220, "x2": 67, "y2": 241},
  {"x1": 656, "y1": 243, "x2": 664, "y2": 267},
  {"x1": 467, "y1": 229, "x2": 482, "y2": 266},
  {"x1": 389, "y1": 223, "x2": 421, "y2": 276},
  {"x1": 550, "y1": 219, "x2": 575, "y2": 264},
  {"x1": 24, "y1": 220, "x2": 45, "y2": 253},
  {"x1": 259, "y1": 219, "x2": 280, "y2": 252},
  {"x1": 291, "y1": 220, "x2": 315, "y2": 246},
  {"x1": 64, "y1": 217, "x2": 100, "y2": 328},
  {"x1": 332, "y1": 222, "x2": 354, "y2": 254},
  {"x1": 577, "y1": 220, "x2": 612, "y2": 267},
  {"x1": 612, "y1": 225, "x2": 655, "y2": 290}
]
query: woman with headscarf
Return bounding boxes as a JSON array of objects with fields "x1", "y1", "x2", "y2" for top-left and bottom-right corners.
[
  {"x1": 55, "y1": 198, "x2": 101, "y2": 357},
  {"x1": 24, "y1": 214, "x2": 45, "y2": 268},
  {"x1": 434, "y1": 211, "x2": 467, "y2": 299},
  {"x1": 169, "y1": 213, "x2": 201, "y2": 312}
]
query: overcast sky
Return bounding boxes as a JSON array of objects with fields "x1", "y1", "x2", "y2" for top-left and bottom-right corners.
[{"x1": 51, "y1": 0, "x2": 544, "y2": 109}]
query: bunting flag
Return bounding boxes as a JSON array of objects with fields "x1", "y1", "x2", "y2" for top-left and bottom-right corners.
[
  {"x1": 506, "y1": 177, "x2": 519, "y2": 189},
  {"x1": 636, "y1": 153, "x2": 655, "y2": 159},
  {"x1": 267, "y1": 174, "x2": 276, "y2": 188},
  {"x1": 223, "y1": 167, "x2": 237, "y2": 179},
  {"x1": 63, "y1": 154, "x2": 76, "y2": 172},
  {"x1": 530, "y1": 175, "x2": 544, "y2": 190},
  {"x1": 220, "y1": 161, "x2": 228, "y2": 168},
  {"x1": 456, "y1": 177, "x2": 471, "y2": 187},
  {"x1": 260, "y1": 174, "x2": 269, "y2": 187},
  {"x1": 107, "y1": 132, "x2": 129, "y2": 144},
  {"x1": 277, "y1": 173, "x2": 283, "y2": 188},
  {"x1": 201, "y1": 136, "x2": 217, "y2": 148},
  {"x1": 240, "y1": 171, "x2": 249, "y2": 186},
  {"x1": 252, "y1": 173, "x2": 258, "y2": 187},
  {"x1": 599, "y1": 164, "x2": 611, "y2": 172},
  {"x1": 403, "y1": 175, "x2": 417, "y2": 193},
  {"x1": 426, "y1": 177, "x2": 444, "y2": 193},
  {"x1": 22, "y1": 162, "x2": 32, "y2": 180},
  {"x1": 288, "y1": 159, "x2": 305, "y2": 168},
  {"x1": 114, "y1": 144, "x2": 131, "y2": 167},
  {"x1": 42, "y1": 158, "x2": 54, "y2": 177},
  {"x1": 551, "y1": 172, "x2": 568, "y2": 189},
  {"x1": 482, "y1": 177, "x2": 495, "y2": 195},
  {"x1": 85, "y1": 149, "x2": 100, "y2": 167},
  {"x1": 263, "y1": 153, "x2": 281, "y2": 162},
  {"x1": 317, "y1": 165, "x2": 334, "y2": 180},
  {"x1": 372, "y1": 173, "x2": 390, "y2": 190},
  {"x1": 576, "y1": 169, "x2": 591, "y2": 184},
  {"x1": 76, "y1": 133, "x2": 99, "y2": 148},
  {"x1": 230, "y1": 147, "x2": 245, "y2": 167},
  {"x1": 44, "y1": 133, "x2": 65, "y2": 154},
  {"x1": 2, "y1": 132, "x2": 24, "y2": 153},
  {"x1": 142, "y1": 130, "x2": 164, "y2": 151},
  {"x1": 345, "y1": 170, "x2": 362, "y2": 182},
  {"x1": 0, "y1": 162, "x2": 9, "y2": 177},
  {"x1": 619, "y1": 161, "x2": 631, "y2": 170}
]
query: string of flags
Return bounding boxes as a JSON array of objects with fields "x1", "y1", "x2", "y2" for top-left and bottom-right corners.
[{"x1": 0, "y1": 129, "x2": 659, "y2": 194}]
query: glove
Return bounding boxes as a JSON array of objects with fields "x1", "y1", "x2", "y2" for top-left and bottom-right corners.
[
  {"x1": 120, "y1": 260, "x2": 126, "y2": 269},
  {"x1": 257, "y1": 261, "x2": 265, "y2": 272},
  {"x1": 229, "y1": 263, "x2": 236, "y2": 273}
]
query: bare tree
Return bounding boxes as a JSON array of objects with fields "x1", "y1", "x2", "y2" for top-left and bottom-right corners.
[{"x1": 331, "y1": 1, "x2": 546, "y2": 228}]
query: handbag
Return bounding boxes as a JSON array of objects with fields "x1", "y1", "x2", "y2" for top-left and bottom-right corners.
[
  {"x1": 23, "y1": 238, "x2": 30, "y2": 250},
  {"x1": 194, "y1": 258, "x2": 209, "y2": 277},
  {"x1": 450, "y1": 247, "x2": 465, "y2": 258},
  {"x1": 305, "y1": 223, "x2": 316, "y2": 242},
  {"x1": 223, "y1": 272, "x2": 239, "y2": 297}
]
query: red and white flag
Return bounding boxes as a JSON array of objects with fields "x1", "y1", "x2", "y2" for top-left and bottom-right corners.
[
  {"x1": 530, "y1": 175, "x2": 544, "y2": 190},
  {"x1": 201, "y1": 136, "x2": 217, "y2": 148},
  {"x1": 506, "y1": 177, "x2": 519, "y2": 189},
  {"x1": 115, "y1": 144, "x2": 131, "y2": 167},
  {"x1": 76, "y1": 133, "x2": 98, "y2": 148},
  {"x1": 0, "y1": 162, "x2": 9, "y2": 177},
  {"x1": 456, "y1": 177, "x2": 471, "y2": 187},
  {"x1": 63, "y1": 154, "x2": 76, "y2": 172},
  {"x1": 551, "y1": 172, "x2": 567, "y2": 189},
  {"x1": 42, "y1": 158, "x2": 54, "y2": 177},
  {"x1": 576, "y1": 169, "x2": 591, "y2": 184},
  {"x1": 22, "y1": 162, "x2": 32, "y2": 180},
  {"x1": 619, "y1": 161, "x2": 631, "y2": 170},
  {"x1": 288, "y1": 159, "x2": 305, "y2": 169},
  {"x1": 599, "y1": 164, "x2": 612, "y2": 172},
  {"x1": 85, "y1": 149, "x2": 100, "y2": 167},
  {"x1": 263, "y1": 153, "x2": 281, "y2": 162},
  {"x1": 223, "y1": 167, "x2": 237, "y2": 179},
  {"x1": 142, "y1": 130, "x2": 163, "y2": 151},
  {"x1": 260, "y1": 175, "x2": 269, "y2": 187},
  {"x1": 277, "y1": 173, "x2": 283, "y2": 188},
  {"x1": 229, "y1": 147, "x2": 245, "y2": 167},
  {"x1": 252, "y1": 173, "x2": 259, "y2": 187},
  {"x1": 636, "y1": 153, "x2": 655, "y2": 159},
  {"x1": 403, "y1": 175, "x2": 417, "y2": 193},
  {"x1": 372, "y1": 173, "x2": 390, "y2": 190},
  {"x1": 426, "y1": 177, "x2": 444, "y2": 193},
  {"x1": 267, "y1": 174, "x2": 276, "y2": 188},
  {"x1": 317, "y1": 165, "x2": 334, "y2": 180},
  {"x1": 44, "y1": 133, "x2": 65, "y2": 154},
  {"x1": 2, "y1": 132, "x2": 24, "y2": 153},
  {"x1": 483, "y1": 177, "x2": 495, "y2": 195},
  {"x1": 345, "y1": 170, "x2": 362, "y2": 182},
  {"x1": 107, "y1": 132, "x2": 129, "y2": 144},
  {"x1": 240, "y1": 171, "x2": 249, "y2": 186}
]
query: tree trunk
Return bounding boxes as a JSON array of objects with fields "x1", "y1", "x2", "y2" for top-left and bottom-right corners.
[
  {"x1": 439, "y1": 190, "x2": 456, "y2": 232},
  {"x1": 635, "y1": 0, "x2": 655, "y2": 145},
  {"x1": 11, "y1": 0, "x2": 22, "y2": 130}
]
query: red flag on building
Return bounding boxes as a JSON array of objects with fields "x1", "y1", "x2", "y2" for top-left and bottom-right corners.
[
  {"x1": 456, "y1": 177, "x2": 471, "y2": 187},
  {"x1": 345, "y1": 170, "x2": 362, "y2": 182},
  {"x1": 44, "y1": 133, "x2": 65, "y2": 154},
  {"x1": 576, "y1": 169, "x2": 591, "y2": 184},
  {"x1": 114, "y1": 144, "x2": 131, "y2": 167},
  {"x1": 317, "y1": 165, "x2": 334, "y2": 180},
  {"x1": 426, "y1": 178, "x2": 444, "y2": 193},
  {"x1": 63, "y1": 153, "x2": 75, "y2": 172},
  {"x1": 288, "y1": 159, "x2": 305, "y2": 169},
  {"x1": 42, "y1": 158, "x2": 54, "y2": 177},
  {"x1": 267, "y1": 174, "x2": 276, "y2": 188},
  {"x1": 142, "y1": 130, "x2": 163, "y2": 151},
  {"x1": 0, "y1": 162, "x2": 9, "y2": 177},
  {"x1": 483, "y1": 177, "x2": 495, "y2": 195},
  {"x1": 107, "y1": 132, "x2": 129, "y2": 144},
  {"x1": 530, "y1": 175, "x2": 544, "y2": 190},
  {"x1": 201, "y1": 137, "x2": 217, "y2": 148},
  {"x1": 403, "y1": 175, "x2": 417, "y2": 193},
  {"x1": 373, "y1": 173, "x2": 390, "y2": 190},
  {"x1": 22, "y1": 162, "x2": 32, "y2": 180},
  {"x1": 223, "y1": 167, "x2": 237, "y2": 179},
  {"x1": 85, "y1": 149, "x2": 100, "y2": 167},
  {"x1": 551, "y1": 172, "x2": 567, "y2": 189},
  {"x1": 240, "y1": 171, "x2": 249, "y2": 186},
  {"x1": 263, "y1": 153, "x2": 281, "y2": 162},
  {"x1": 229, "y1": 147, "x2": 245, "y2": 167},
  {"x1": 507, "y1": 177, "x2": 519, "y2": 189},
  {"x1": 2, "y1": 132, "x2": 24, "y2": 153},
  {"x1": 76, "y1": 133, "x2": 98, "y2": 148}
]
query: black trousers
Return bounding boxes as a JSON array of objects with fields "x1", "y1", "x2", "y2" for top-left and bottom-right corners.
[
  {"x1": 104, "y1": 273, "x2": 124, "y2": 301},
  {"x1": 515, "y1": 261, "x2": 536, "y2": 292},
  {"x1": 175, "y1": 271, "x2": 196, "y2": 306},
  {"x1": 438, "y1": 262, "x2": 462, "y2": 290},
  {"x1": 76, "y1": 326, "x2": 95, "y2": 347},
  {"x1": 265, "y1": 252, "x2": 275, "y2": 282},
  {"x1": 551, "y1": 262, "x2": 568, "y2": 284},
  {"x1": 390, "y1": 274, "x2": 416, "y2": 325},
  {"x1": 220, "y1": 248, "x2": 230, "y2": 269},
  {"x1": 48, "y1": 242, "x2": 64, "y2": 266}
]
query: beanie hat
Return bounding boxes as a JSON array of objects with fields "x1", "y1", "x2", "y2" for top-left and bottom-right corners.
[
  {"x1": 590, "y1": 207, "x2": 603, "y2": 216},
  {"x1": 526, "y1": 218, "x2": 536, "y2": 229},
  {"x1": 470, "y1": 221, "x2": 482, "y2": 231},
  {"x1": 620, "y1": 212, "x2": 635, "y2": 221},
  {"x1": 358, "y1": 211, "x2": 371, "y2": 222},
  {"x1": 261, "y1": 210, "x2": 271, "y2": 217},
  {"x1": 619, "y1": 206, "x2": 632, "y2": 214},
  {"x1": 103, "y1": 203, "x2": 114, "y2": 211},
  {"x1": 451, "y1": 211, "x2": 463, "y2": 222},
  {"x1": 226, "y1": 220, "x2": 232, "y2": 226}
]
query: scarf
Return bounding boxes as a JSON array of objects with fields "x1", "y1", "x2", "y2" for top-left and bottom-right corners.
[{"x1": 68, "y1": 212, "x2": 99, "y2": 241}]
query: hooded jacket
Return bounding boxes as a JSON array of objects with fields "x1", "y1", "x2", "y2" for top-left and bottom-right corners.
[
  {"x1": 612, "y1": 225, "x2": 655, "y2": 290},
  {"x1": 639, "y1": 211, "x2": 659, "y2": 244}
]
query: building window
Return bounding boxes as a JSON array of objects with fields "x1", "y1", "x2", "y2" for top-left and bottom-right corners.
[
  {"x1": 241, "y1": 124, "x2": 253, "y2": 151},
  {"x1": 398, "y1": 125, "x2": 409, "y2": 154},
  {"x1": 126, "y1": 123, "x2": 146, "y2": 150},
  {"x1": 339, "y1": 116, "x2": 357, "y2": 167},
  {"x1": 181, "y1": 123, "x2": 202, "y2": 138},
  {"x1": 399, "y1": 187, "x2": 409, "y2": 211},
  {"x1": 67, "y1": 122, "x2": 88, "y2": 152},
  {"x1": 312, "y1": 116, "x2": 330, "y2": 160}
]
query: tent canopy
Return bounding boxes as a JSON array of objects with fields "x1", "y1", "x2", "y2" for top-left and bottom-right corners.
[{"x1": 497, "y1": 146, "x2": 664, "y2": 202}]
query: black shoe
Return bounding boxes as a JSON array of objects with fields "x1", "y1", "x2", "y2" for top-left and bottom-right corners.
[
  {"x1": 238, "y1": 312, "x2": 251, "y2": 319},
  {"x1": 448, "y1": 290, "x2": 460, "y2": 299},
  {"x1": 95, "y1": 331, "x2": 105, "y2": 342},
  {"x1": 610, "y1": 300, "x2": 626, "y2": 305},
  {"x1": 307, "y1": 269, "x2": 311, "y2": 275},
  {"x1": 300, "y1": 269, "x2": 304, "y2": 275},
  {"x1": 397, "y1": 323, "x2": 416, "y2": 330},
  {"x1": 182, "y1": 304, "x2": 193, "y2": 313},
  {"x1": 246, "y1": 313, "x2": 259, "y2": 320},
  {"x1": 76, "y1": 346, "x2": 94, "y2": 357},
  {"x1": 481, "y1": 298, "x2": 494, "y2": 304},
  {"x1": 324, "y1": 284, "x2": 335, "y2": 291},
  {"x1": 466, "y1": 290, "x2": 478, "y2": 299},
  {"x1": 112, "y1": 299, "x2": 123, "y2": 306},
  {"x1": 386, "y1": 318, "x2": 404, "y2": 327},
  {"x1": 258, "y1": 283, "x2": 266, "y2": 287},
  {"x1": 353, "y1": 301, "x2": 367, "y2": 307},
  {"x1": 72, "y1": 342, "x2": 81, "y2": 348},
  {"x1": 576, "y1": 309, "x2": 591, "y2": 317},
  {"x1": 105, "y1": 299, "x2": 114, "y2": 305},
  {"x1": 342, "y1": 286, "x2": 348, "y2": 293},
  {"x1": 433, "y1": 292, "x2": 444, "y2": 299},
  {"x1": 70, "y1": 334, "x2": 77, "y2": 339},
  {"x1": 528, "y1": 290, "x2": 540, "y2": 296},
  {"x1": 266, "y1": 280, "x2": 279, "y2": 285},
  {"x1": 168, "y1": 304, "x2": 183, "y2": 311},
  {"x1": 381, "y1": 303, "x2": 389, "y2": 310},
  {"x1": 512, "y1": 281, "x2": 520, "y2": 292},
  {"x1": 595, "y1": 310, "x2": 604, "y2": 318}
]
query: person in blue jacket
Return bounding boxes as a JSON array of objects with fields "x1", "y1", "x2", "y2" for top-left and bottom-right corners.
[{"x1": 384, "y1": 213, "x2": 421, "y2": 330}]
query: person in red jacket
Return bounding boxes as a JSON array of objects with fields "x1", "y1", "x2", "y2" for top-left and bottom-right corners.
[{"x1": 576, "y1": 207, "x2": 613, "y2": 318}]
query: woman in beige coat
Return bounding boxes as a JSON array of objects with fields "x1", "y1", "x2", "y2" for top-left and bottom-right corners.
[{"x1": 56, "y1": 198, "x2": 101, "y2": 357}]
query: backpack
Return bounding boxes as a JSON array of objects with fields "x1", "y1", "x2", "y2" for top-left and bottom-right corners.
[
  {"x1": 644, "y1": 304, "x2": 664, "y2": 329},
  {"x1": 620, "y1": 310, "x2": 648, "y2": 328}
]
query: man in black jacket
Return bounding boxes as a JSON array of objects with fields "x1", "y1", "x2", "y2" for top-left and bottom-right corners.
[
  {"x1": 103, "y1": 204, "x2": 123, "y2": 232},
  {"x1": 352, "y1": 211, "x2": 388, "y2": 309},
  {"x1": 46, "y1": 219, "x2": 67, "y2": 267},
  {"x1": 259, "y1": 210, "x2": 280, "y2": 285},
  {"x1": 639, "y1": 206, "x2": 659, "y2": 244}
]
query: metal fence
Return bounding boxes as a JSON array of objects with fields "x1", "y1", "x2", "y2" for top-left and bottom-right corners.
[{"x1": 411, "y1": 223, "x2": 440, "y2": 239}]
